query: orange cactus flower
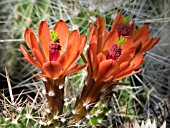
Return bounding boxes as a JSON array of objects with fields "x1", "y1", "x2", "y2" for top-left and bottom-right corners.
[
  {"x1": 20, "y1": 20, "x2": 86, "y2": 81},
  {"x1": 72, "y1": 15, "x2": 159, "y2": 121},
  {"x1": 111, "y1": 13, "x2": 160, "y2": 54},
  {"x1": 87, "y1": 16, "x2": 145, "y2": 83},
  {"x1": 20, "y1": 20, "x2": 86, "y2": 115}
]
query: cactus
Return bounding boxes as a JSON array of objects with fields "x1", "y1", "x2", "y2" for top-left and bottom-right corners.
[{"x1": 0, "y1": 0, "x2": 170, "y2": 128}]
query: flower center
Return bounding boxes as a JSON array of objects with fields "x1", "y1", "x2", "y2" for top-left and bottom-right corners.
[
  {"x1": 49, "y1": 41, "x2": 61, "y2": 61},
  {"x1": 106, "y1": 44, "x2": 122, "y2": 60},
  {"x1": 49, "y1": 41, "x2": 61, "y2": 53},
  {"x1": 49, "y1": 30, "x2": 61, "y2": 61},
  {"x1": 116, "y1": 23, "x2": 130, "y2": 37}
]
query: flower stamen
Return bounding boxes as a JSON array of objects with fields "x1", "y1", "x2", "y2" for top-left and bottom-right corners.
[
  {"x1": 49, "y1": 31, "x2": 61, "y2": 61},
  {"x1": 49, "y1": 42, "x2": 61, "y2": 61},
  {"x1": 116, "y1": 23, "x2": 130, "y2": 37},
  {"x1": 106, "y1": 44, "x2": 122, "y2": 60}
]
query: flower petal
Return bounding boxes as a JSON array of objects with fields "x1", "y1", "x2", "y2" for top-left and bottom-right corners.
[
  {"x1": 114, "y1": 69, "x2": 142, "y2": 81},
  {"x1": 97, "y1": 52, "x2": 106, "y2": 64},
  {"x1": 57, "y1": 54, "x2": 67, "y2": 68},
  {"x1": 65, "y1": 30, "x2": 79, "y2": 59},
  {"x1": 30, "y1": 32, "x2": 40, "y2": 50},
  {"x1": 112, "y1": 62, "x2": 130, "y2": 79},
  {"x1": 117, "y1": 47, "x2": 136, "y2": 64},
  {"x1": 63, "y1": 64, "x2": 87, "y2": 76},
  {"x1": 65, "y1": 50, "x2": 80, "y2": 70},
  {"x1": 121, "y1": 37, "x2": 135, "y2": 51},
  {"x1": 130, "y1": 54, "x2": 144, "y2": 69},
  {"x1": 64, "y1": 31, "x2": 86, "y2": 71},
  {"x1": 53, "y1": 20, "x2": 69, "y2": 53},
  {"x1": 96, "y1": 59, "x2": 113, "y2": 82},
  {"x1": 38, "y1": 21, "x2": 51, "y2": 59},
  {"x1": 101, "y1": 61, "x2": 118, "y2": 80},
  {"x1": 135, "y1": 41, "x2": 142, "y2": 54},
  {"x1": 135, "y1": 32, "x2": 150, "y2": 46},
  {"x1": 20, "y1": 44, "x2": 35, "y2": 65},
  {"x1": 95, "y1": 52, "x2": 106, "y2": 77},
  {"x1": 78, "y1": 34, "x2": 86, "y2": 54},
  {"x1": 32, "y1": 48, "x2": 44, "y2": 65},
  {"x1": 129, "y1": 22, "x2": 136, "y2": 36},
  {"x1": 87, "y1": 48, "x2": 94, "y2": 73},
  {"x1": 24, "y1": 28, "x2": 34, "y2": 49},
  {"x1": 43, "y1": 61, "x2": 62, "y2": 78},
  {"x1": 103, "y1": 30, "x2": 118, "y2": 51},
  {"x1": 34, "y1": 74, "x2": 49, "y2": 79},
  {"x1": 97, "y1": 16, "x2": 106, "y2": 30},
  {"x1": 30, "y1": 32, "x2": 47, "y2": 62},
  {"x1": 90, "y1": 35, "x2": 97, "y2": 55},
  {"x1": 89, "y1": 22, "x2": 95, "y2": 42},
  {"x1": 20, "y1": 44, "x2": 44, "y2": 71},
  {"x1": 140, "y1": 38, "x2": 159, "y2": 53},
  {"x1": 96, "y1": 16, "x2": 106, "y2": 53},
  {"x1": 24, "y1": 27, "x2": 47, "y2": 62},
  {"x1": 114, "y1": 54, "x2": 144, "y2": 80},
  {"x1": 111, "y1": 13, "x2": 124, "y2": 30},
  {"x1": 134, "y1": 25, "x2": 149, "y2": 42}
]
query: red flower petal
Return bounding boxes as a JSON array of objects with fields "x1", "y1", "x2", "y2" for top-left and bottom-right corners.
[
  {"x1": 94, "y1": 52, "x2": 106, "y2": 77},
  {"x1": 24, "y1": 28, "x2": 34, "y2": 49},
  {"x1": 103, "y1": 30, "x2": 118, "y2": 52},
  {"x1": 96, "y1": 16, "x2": 106, "y2": 53},
  {"x1": 97, "y1": 52, "x2": 106, "y2": 64},
  {"x1": 20, "y1": 44, "x2": 44, "y2": 71},
  {"x1": 114, "y1": 54, "x2": 144, "y2": 80},
  {"x1": 63, "y1": 64, "x2": 87, "y2": 77},
  {"x1": 140, "y1": 38, "x2": 159, "y2": 53},
  {"x1": 117, "y1": 47, "x2": 136, "y2": 64},
  {"x1": 129, "y1": 22, "x2": 136, "y2": 36},
  {"x1": 53, "y1": 20, "x2": 69, "y2": 53},
  {"x1": 30, "y1": 32, "x2": 47, "y2": 62},
  {"x1": 34, "y1": 74, "x2": 49, "y2": 79},
  {"x1": 87, "y1": 48, "x2": 94, "y2": 74},
  {"x1": 65, "y1": 50, "x2": 80, "y2": 70},
  {"x1": 65, "y1": 30, "x2": 79, "y2": 59},
  {"x1": 120, "y1": 37, "x2": 135, "y2": 51},
  {"x1": 43, "y1": 61, "x2": 62, "y2": 78},
  {"x1": 113, "y1": 62, "x2": 130, "y2": 77},
  {"x1": 79, "y1": 35, "x2": 86, "y2": 54},
  {"x1": 32, "y1": 48, "x2": 45, "y2": 65},
  {"x1": 134, "y1": 25, "x2": 149, "y2": 41},
  {"x1": 111, "y1": 13, "x2": 124, "y2": 31},
  {"x1": 89, "y1": 22, "x2": 95, "y2": 42},
  {"x1": 38, "y1": 21, "x2": 51, "y2": 59},
  {"x1": 96, "y1": 59, "x2": 113, "y2": 82},
  {"x1": 57, "y1": 54, "x2": 67, "y2": 68}
]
